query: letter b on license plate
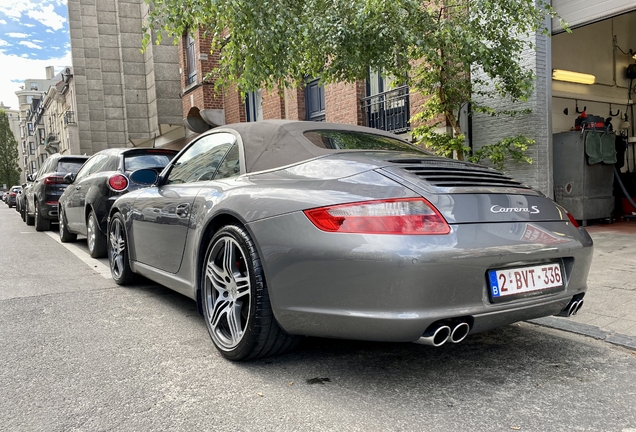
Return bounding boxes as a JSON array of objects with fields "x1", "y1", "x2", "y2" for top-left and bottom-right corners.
[{"x1": 488, "y1": 263, "x2": 563, "y2": 299}]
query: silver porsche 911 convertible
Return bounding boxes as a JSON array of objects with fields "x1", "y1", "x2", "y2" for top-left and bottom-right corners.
[{"x1": 108, "y1": 120, "x2": 592, "y2": 360}]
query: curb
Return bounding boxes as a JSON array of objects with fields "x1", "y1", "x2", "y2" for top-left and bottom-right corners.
[{"x1": 528, "y1": 316, "x2": 636, "y2": 350}]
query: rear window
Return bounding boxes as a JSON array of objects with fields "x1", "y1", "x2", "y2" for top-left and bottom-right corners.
[
  {"x1": 56, "y1": 160, "x2": 86, "y2": 174},
  {"x1": 124, "y1": 153, "x2": 175, "y2": 172},
  {"x1": 303, "y1": 130, "x2": 430, "y2": 154}
]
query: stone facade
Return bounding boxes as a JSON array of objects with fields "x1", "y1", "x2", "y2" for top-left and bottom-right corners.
[{"x1": 67, "y1": 0, "x2": 184, "y2": 153}]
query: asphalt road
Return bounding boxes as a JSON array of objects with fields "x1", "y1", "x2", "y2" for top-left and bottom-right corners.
[{"x1": 1, "y1": 205, "x2": 635, "y2": 432}]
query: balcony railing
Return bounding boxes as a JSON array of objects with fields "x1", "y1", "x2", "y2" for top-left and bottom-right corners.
[
  {"x1": 361, "y1": 85, "x2": 410, "y2": 134},
  {"x1": 64, "y1": 111, "x2": 76, "y2": 125}
]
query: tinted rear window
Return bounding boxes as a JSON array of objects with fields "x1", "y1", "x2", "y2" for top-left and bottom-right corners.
[
  {"x1": 303, "y1": 130, "x2": 429, "y2": 154},
  {"x1": 56, "y1": 160, "x2": 86, "y2": 174},
  {"x1": 124, "y1": 153, "x2": 175, "y2": 172}
]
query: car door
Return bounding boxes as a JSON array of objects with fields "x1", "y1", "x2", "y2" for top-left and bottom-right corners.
[
  {"x1": 65, "y1": 154, "x2": 108, "y2": 233},
  {"x1": 131, "y1": 132, "x2": 237, "y2": 273},
  {"x1": 27, "y1": 158, "x2": 52, "y2": 214}
]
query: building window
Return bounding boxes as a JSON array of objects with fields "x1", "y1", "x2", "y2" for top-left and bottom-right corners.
[
  {"x1": 27, "y1": 122, "x2": 33, "y2": 136},
  {"x1": 245, "y1": 90, "x2": 263, "y2": 122},
  {"x1": 30, "y1": 83, "x2": 38, "y2": 91},
  {"x1": 40, "y1": 154, "x2": 47, "y2": 165},
  {"x1": 31, "y1": 160, "x2": 37, "y2": 173},
  {"x1": 305, "y1": 78, "x2": 325, "y2": 122},
  {"x1": 26, "y1": 96, "x2": 33, "y2": 104},
  {"x1": 38, "y1": 128, "x2": 46, "y2": 145},
  {"x1": 362, "y1": 69, "x2": 410, "y2": 133},
  {"x1": 29, "y1": 142, "x2": 36, "y2": 155},
  {"x1": 185, "y1": 32, "x2": 197, "y2": 86}
]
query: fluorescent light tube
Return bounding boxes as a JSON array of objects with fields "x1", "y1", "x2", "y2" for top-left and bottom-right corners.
[{"x1": 552, "y1": 69, "x2": 596, "y2": 85}]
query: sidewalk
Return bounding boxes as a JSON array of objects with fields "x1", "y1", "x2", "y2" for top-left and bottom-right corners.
[{"x1": 530, "y1": 220, "x2": 636, "y2": 349}]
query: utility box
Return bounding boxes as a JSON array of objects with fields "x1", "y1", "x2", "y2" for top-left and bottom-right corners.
[{"x1": 553, "y1": 131, "x2": 615, "y2": 225}]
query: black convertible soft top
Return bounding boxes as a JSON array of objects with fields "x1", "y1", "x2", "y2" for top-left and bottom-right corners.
[{"x1": 212, "y1": 120, "x2": 418, "y2": 173}]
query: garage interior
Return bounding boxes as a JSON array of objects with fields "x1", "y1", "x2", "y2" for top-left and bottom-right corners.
[{"x1": 551, "y1": 2, "x2": 636, "y2": 225}]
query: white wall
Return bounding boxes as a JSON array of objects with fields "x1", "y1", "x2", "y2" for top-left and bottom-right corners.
[{"x1": 551, "y1": 11, "x2": 635, "y2": 134}]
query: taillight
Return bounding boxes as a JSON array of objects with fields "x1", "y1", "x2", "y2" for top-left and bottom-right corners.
[
  {"x1": 9, "y1": 193, "x2": 16, "y2": 197},
  {"x1": 304, "y1": 198, "x2": 450, "y2": 235},
  {"x1": 108, "y1": 174, "x2": 129, "y2": 192},
  {"x1": 566, "y1": 212, "x2": 580, "y2": 228},
  {"x1": 43, "y1": 175, "x2": 64, "y2": 185}
]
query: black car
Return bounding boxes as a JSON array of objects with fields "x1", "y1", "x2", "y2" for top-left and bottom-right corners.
[
  {"x1": 59, "y1": 147, "x2": 177, "y2": 257},
  {"x1": 25, "y1": 154, "x2": 89, "y2": 231}
]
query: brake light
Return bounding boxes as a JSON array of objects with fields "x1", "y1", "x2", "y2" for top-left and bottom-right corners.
[
  {"x1": 9, "y1": 193, "x2": 16, "y2": 197},
  {"x1": 566, "y1": 212, "x2": 580, "y2": 228},
  {"x1": 304, "y1": 198, "x2": 450, "y2": 235},
  {"x1": 43, "y1": 175, "x2": 64, "y2": 185},
  {"x1": 108, "y1": 174, "x2": 129, "y2": 192}
]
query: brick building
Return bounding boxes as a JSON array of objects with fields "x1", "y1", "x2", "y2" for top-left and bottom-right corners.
[{"x1": 177, "y1": 29, "x2": 424, "y2": 140}]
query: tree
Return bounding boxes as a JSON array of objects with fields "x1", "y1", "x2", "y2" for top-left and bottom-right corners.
[
  {"x1": 0, "y1": 110, "x2": 21, "y2": 188},
  {"x1": 144, "y1": 0, "x2": 563, "y2": 168}
]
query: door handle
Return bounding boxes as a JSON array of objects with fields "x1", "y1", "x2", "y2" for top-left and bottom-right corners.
[{"x1": 175, "y1": 203, "x2": 190, "y2": 218}]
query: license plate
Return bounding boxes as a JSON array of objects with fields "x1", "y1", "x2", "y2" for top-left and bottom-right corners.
[{"x1": 488, "y1": 263, "x2": 563, "y2": 298}]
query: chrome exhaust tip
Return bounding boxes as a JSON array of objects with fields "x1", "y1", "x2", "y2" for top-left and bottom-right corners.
[
  {"x1": 450, "y1": 322, "x2": 470, "y2": 344},
  {"x1": 567, "y1": 300, "x2": 580, "y2": 317},
  {"x1": 572, "y1": 299, "x2": 584, "y2": 316},
  {"x1": 415, "y1": 325, "x2": 452, "y2": 347}
]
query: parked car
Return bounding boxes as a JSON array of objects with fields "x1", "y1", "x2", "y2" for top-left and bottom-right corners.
[
  {"x1": 7, "y1": 185, "x2": 21, "y2": 208},
  {"x1": 2, "y1": 191, "x2": 8, "y2": 203},
  {"x1": 18, "y1": 181, "x2": 30, "y2": 221},
  {"x1": 24, "y1": 154, "x2": 89, "y2": 231},
  {"x1": 107, "y1": 120, "x2": 593, "y2": 361},
  {"x1": 59, "y1": 147, "x2": 177, "y2": 258}
]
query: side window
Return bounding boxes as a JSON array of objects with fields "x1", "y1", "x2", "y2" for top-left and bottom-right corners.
[
  {"x1": 214, "y1": 144, "x2": 241, "y2": 179},
  {"x1": 74, "y1": 155, "x2": 104, "y2": 181},
  {"x1": 166, "y1": 133, "x2": 236, "y2": 184},
  {"x1": 90, "y1": 155, "x2": 112, "y2": 174},
  {"x1": 37, "y1": 159, "x2": 52, "y2": 177}
]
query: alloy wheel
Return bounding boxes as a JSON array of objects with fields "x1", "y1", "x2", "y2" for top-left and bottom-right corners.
[
  {"x1": 109, "y1": 217, "x2": 126, "y2": 279},
  {"x1": 87, "y1": 213, "x2": 96, "y2": 252},
  {"x1": 204, "y1": 236, "x2": 251, "y2": 350}
]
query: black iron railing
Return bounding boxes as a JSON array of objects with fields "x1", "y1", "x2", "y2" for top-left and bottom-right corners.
[
  {"x1": 64, "y1": 111, "x2": 76, "y2": 125},
  {"x1": 361, "y1": 85, "x2": 410, "y2": 134}
]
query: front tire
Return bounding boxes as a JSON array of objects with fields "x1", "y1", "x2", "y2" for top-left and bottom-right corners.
[
  {"x1": 201, "y1": 225, "x2": 298, "y2": 361},
  {"x1": 108, "y1": 212, "x2": 137, "y2": 285},
  {"x1": 59, "y1": 208, "x2": 77, "y2": 242},
  {"x1": 87, "y1": 210, "x2": 107, "y2": 258}
]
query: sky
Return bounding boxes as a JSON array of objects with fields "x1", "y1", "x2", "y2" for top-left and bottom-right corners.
[{"x1": 0, "y1": 0, "x2": 71, "y2": 110}]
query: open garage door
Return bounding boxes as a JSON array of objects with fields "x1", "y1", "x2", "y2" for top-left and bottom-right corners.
[{"x1": 552, "y1": 0, "x2": 636, "y2": 33}]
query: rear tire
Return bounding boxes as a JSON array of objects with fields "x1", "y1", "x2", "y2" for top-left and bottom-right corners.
[
  {"x1": 87, "y1": 210, "x2": 107, "y2": 258},
  {"x1": 108, "y1": 212, "x2": 137, "y2": 285},
  {"x1": 34, "y1": 201, "x2": 51, "y2": 232},
  {"x1": 59, "y1": 208, "x2": 77, "y2": 242},
  {"x1": 201, "y1": 225, "x2": 299, "y2": 361},
  {"x1": 26, "y1": 202, "x2": 35, "y2": 226}
]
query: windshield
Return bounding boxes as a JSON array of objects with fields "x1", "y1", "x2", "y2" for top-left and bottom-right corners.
[
  {"x1": 124, "y1": 153, "x2": 175, "y2": 172},
  {"x1": 303, "y1": 130, "x2": 430, "y2": 154}
]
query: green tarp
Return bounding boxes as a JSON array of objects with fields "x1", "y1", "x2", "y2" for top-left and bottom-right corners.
[{"x1": 585, "y1": 131, "x2": 617, "y2": 165}]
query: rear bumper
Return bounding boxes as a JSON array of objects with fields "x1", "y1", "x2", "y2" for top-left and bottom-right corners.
[{"x1": 247, "y1": 213, "x2": 593, "y2": 342}]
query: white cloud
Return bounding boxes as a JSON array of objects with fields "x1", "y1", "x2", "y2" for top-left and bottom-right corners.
[
  {"x1": 7, "y1": 33, "x2": 30, "y2": 38},
  {"x1": 20, "y1": 54, "x2": 29, "y2": 58},
  {"x1": 19, "y1": 41, "x2": 42, "y2": 50},
  {"x1": 0, "y1": 39, "x2": 11, "y2": 47},
  {"x1": 0, "y1": 50, "x2": 72, "y2": 108},
  {"x1": 27, "y1": 4, "x2": 66, "y2": 31},
  {"x1": 32, "y1": 40, "x2": 44, "y2": 43},
  {"x1": 0, "y1": 19, "x2": 6, "y2": 25},
  {"x1": 46, "y1": 29, "x2": 54, "y2": 33},
  {"x1": 23, "y1": 23, "x2": 35, "y2": 27}
]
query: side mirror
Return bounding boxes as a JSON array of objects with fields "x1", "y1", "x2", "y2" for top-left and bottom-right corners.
[
  {"x1": 130, "y1": 168, "x2": 158, "y2": 186},
  {"x1": 63, "y1": 173, "x2": 76, "y2": 184},
  {"x1": 26, "y1": 174, "x2": 33, "y2": 182}
]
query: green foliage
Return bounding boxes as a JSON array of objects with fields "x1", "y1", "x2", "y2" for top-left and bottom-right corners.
[
  {"x1": 143, "y1": 0, "x2": 559, "y2": 169},
  {"x1": 468, "y1": 135, "x2": 535, "y2": 172},
  {"x1": 0, "y1": 110, "x2": 21, "y2": 188}
]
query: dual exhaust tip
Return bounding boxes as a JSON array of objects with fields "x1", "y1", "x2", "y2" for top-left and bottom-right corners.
[
  {"x1": 557, "y1": 298, "x2": 584, "y2": 317},
  {"x1": 415, "y1": 321, "x2": 471, "y2": 347}
]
